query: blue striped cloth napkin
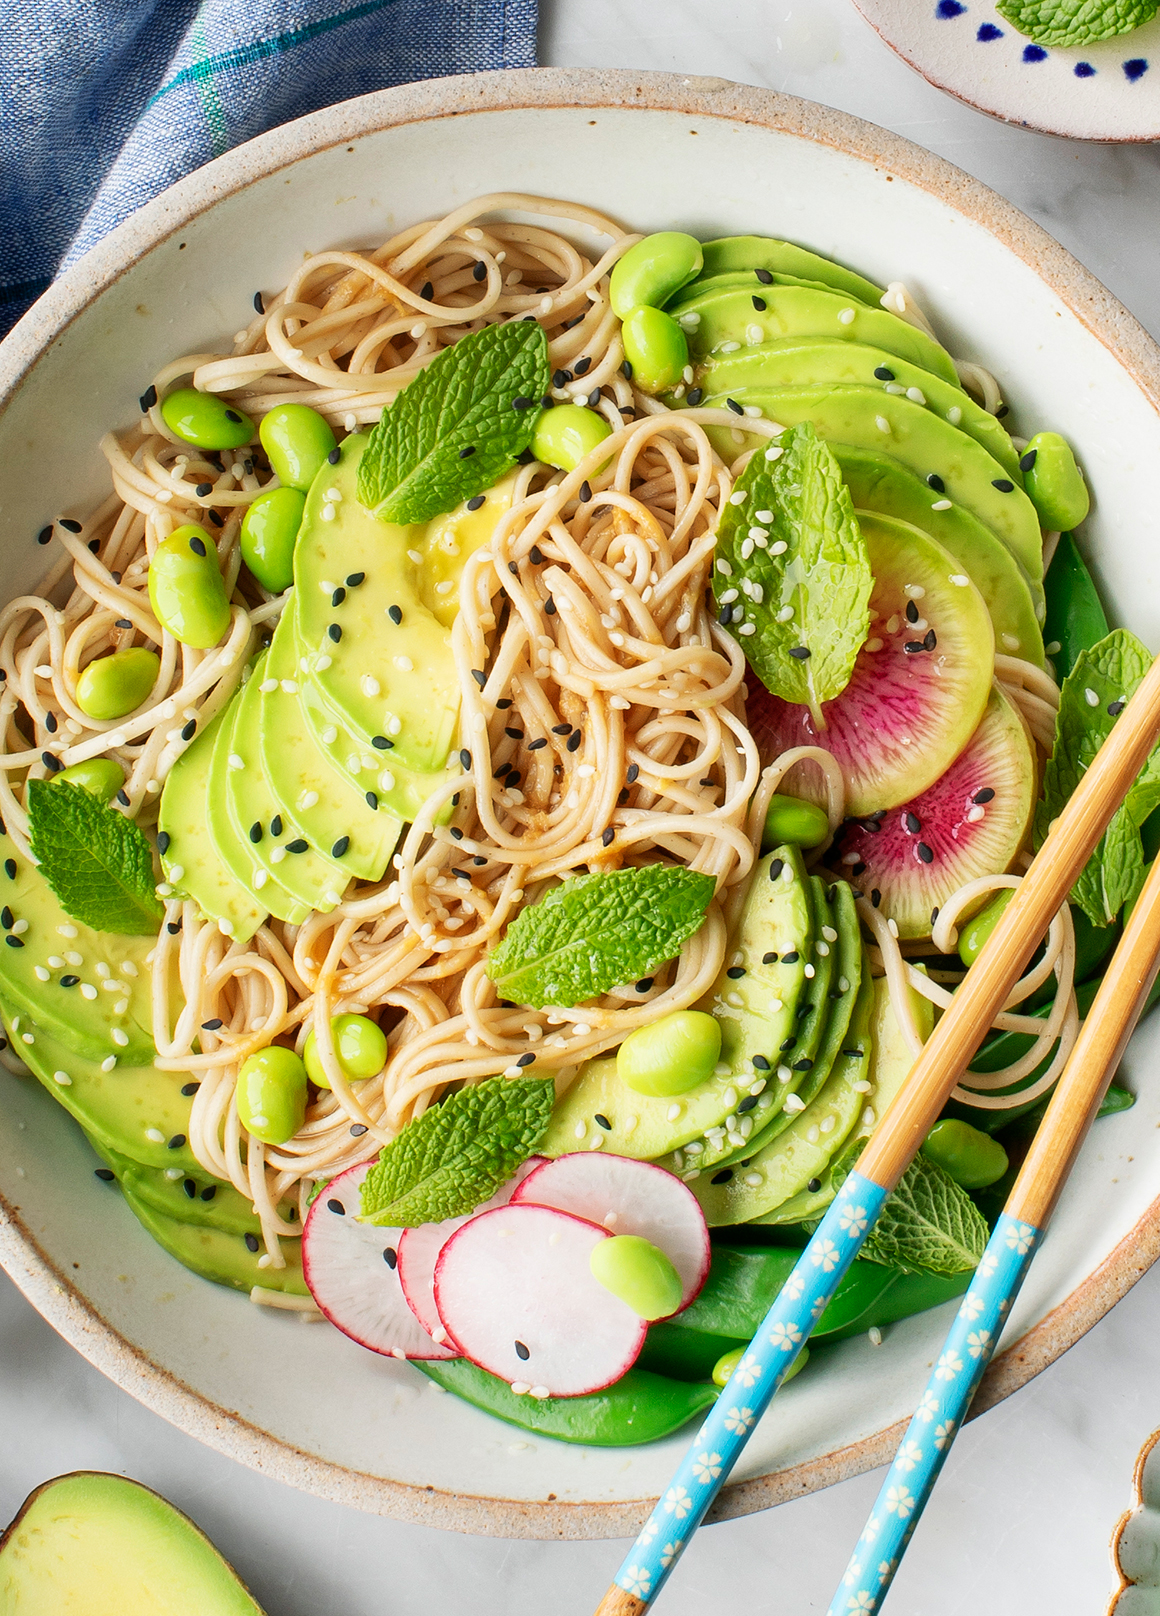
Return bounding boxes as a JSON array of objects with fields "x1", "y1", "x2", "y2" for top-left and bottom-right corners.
[{"x1": 0, "y1": 0, "x2": 537, "y2": 337}]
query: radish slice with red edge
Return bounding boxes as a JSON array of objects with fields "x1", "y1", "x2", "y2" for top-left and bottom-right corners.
[
  {"x1": 301, "y1": 1162, "x2": 455, "y2": 1360},
  {"x1": 511, "y1": 1152, "x2": 709, "y2": 1314},
  {"x1": 433, "y1": 1202, "x2": 647, "y2": 1397}
]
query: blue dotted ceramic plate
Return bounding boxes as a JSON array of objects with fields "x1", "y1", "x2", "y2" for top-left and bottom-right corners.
[{"x1": 853, "y1": 0, "x2": 1160, "y2": 139}]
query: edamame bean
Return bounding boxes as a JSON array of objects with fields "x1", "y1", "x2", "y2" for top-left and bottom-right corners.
[
  {"x1": 617, "y1": 1010, "x2": 722, "y2": 1098},
  {"x1": 160, "y1": 387, "x2": 254, "y2": 450},
  {"x1": 148, "y1": 525, "x2": 231, "y2": 649},
  {"x1": 610, "y1": 233, "x2": 704, "y2": 319},
  {"x1": 56, "y1": 757, "x2": 125, "y2": 801},
  {"x1": 590, "y1": 1234, "x2": 683, "y2": 1321},
  {"x1": 530, "y1": 404, "x2": 613, "y2": 473},
  {"x1": 258, "y1": 403, "x2": 337, "y2": 492},
  {"x1": 957, "y1": 887, "x2": 1014, "y2": 968},
  {"x1": 762, "y1": 792, "x2": 830, "y2": 851},
  {"x1": 921, "y1": 1118, "x2": 1008, "y2": 1189},
  {"x1": 1021, "y1": 431, "x2": 1090, "y2": 532},
  {"x1": 240, "y1": 486, "x2": 306, "y2": 592},
  {"x1": 713, "y1": 1342, "x2": 808, "y2": 1388},
  {"x1": 620, "y1": 306, "x2": 689, "y2": 395},
  {"x1": 74, "y1": 647, "x2": 160, "y2": 721},
  {"x1": 304, "y1": 1012, "x2": 387, "y2": 1089},
  {"x1": 236, "y1": 1045, "x2": 308, "y2": 1146}
]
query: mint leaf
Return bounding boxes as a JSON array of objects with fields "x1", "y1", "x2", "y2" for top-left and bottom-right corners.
[
  {"x1": 486, "y1": 864, "x2": 716, "y2": 1009},
  {"x1": 27, "y1": 780, "x2": 163, "y2": 935},
  {"x1": 996, "y1": 0, "x2": 1155, "y2": 46},
  {"x1": 356, "y1": 320, "x2": 550, "y2": 524},
  {"x1": 823, "y1": 1145, "x2": 987, "y2": 1276},
  {"x1": 716, "y1": 423, "x2": 872, "y2": 727},
  {"x1": 1035, "y1": 629, "x2": 1160, "y2": 927},
  {"x1": 359, "y1": 1074, "x2": 555, "y2": 1226}
]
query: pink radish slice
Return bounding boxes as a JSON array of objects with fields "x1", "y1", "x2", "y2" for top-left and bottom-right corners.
[
  {"x1": 396, "y1": 1157, "x2": 548, "y2": 1344},
  {"x1": 434, "y1": 1202, "x2": 647, "y2": 1397},
  {"x1": 301, "y1": 1163, "x2": 456, "y2": 1361},
  {"x1": 511, "y1": 1153, "x2": 710, "y2": 1314}
]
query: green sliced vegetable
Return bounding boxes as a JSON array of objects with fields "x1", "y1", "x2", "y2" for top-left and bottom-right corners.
[
  {"x1": 1043, "y1": 531, "x2": 1108, "y2": 681},
  {"x1": 27, "y1": 779, "x2": 163, "y2": 935}
]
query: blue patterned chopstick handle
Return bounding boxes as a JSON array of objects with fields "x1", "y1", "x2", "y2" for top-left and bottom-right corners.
[
  {"x1": 612, "y1": 1170, "x2": 889, "y2": 1607},
  {"x1": 827, "y1": 1212, "x2": 1041, "y2": 1616}
]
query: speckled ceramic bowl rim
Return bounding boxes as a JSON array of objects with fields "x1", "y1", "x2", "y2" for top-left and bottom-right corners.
[
  {"x1": 1109, "y1": 1426, "x2": 1160, "y2": 1610},
  {"x1": 3, "y1": 66, "x2": 1160, "y2": 1540}
]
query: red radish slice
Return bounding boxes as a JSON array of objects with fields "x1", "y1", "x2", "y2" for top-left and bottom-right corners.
[
  {"x1": 301, "y1": 1163, "x2": 455, "y2": 1361},
  {"x1": 396, "y1": 1158, "x2": 548, "y2": 1344},
  {"x1": 434, "y1": 1203, "x2": 647, "y2": 1397},
  {"x1": 511, "y1": 1153, "x2": 710, "y2": 1314}
]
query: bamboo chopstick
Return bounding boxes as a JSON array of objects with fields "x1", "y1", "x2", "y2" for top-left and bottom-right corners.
[
  {"x1": 592, "y1": 647, "x2": 1160, "y2": 1616},
  {"x1": 826, "y1": 824, "x2": 1160, "y2": 1616}
]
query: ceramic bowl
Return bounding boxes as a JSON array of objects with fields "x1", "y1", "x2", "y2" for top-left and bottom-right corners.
[
  {"x1": 3, "y1": 68, "x2": 1160, "y2": 1540},
  {"x1": 1111, "y1": 1429, "x2": 1160, "y2": 1612}
]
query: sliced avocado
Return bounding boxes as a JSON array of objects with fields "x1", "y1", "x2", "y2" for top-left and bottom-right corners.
[
  {"x1": 694, "y1": 338, "x2": 1020, "y2": 478},
  {"x1": 695, "y1": 236, "x2": 885, "y2": 305},
  {"x1": 121, "y1": 1179, "x2": 308, "y2": 1295},
  {"x1": 676, "y1": 268, "x2": 872, "y2": 304},
  {"x1": 539, "y1": 846, "x2": 813, "y2": 1160},
  {"x1": 2, "y1": 1000, "x2": 199, "y2": 1173},
  {"x1": 700, "y1": 383, "x2": 1043, "y2": 586},
  {"x1": 669, "y1": 284, "x2": 959, "y2": 386},
  {"x1": 158, "y1": 712, "x2": 266, "y2": 944},
  {"x1": 91, "y1": 1138, "x2": 277, "y2": 1237},
  {"x1": 258, "y1": 614, "x2": 403, "y2": 882},
  {"x1": 0, "y1": 840, "x2": 154, "y2": 1065},
  {"x1": 0, "y1": 1471, "x2": 267, "y2": 1615}
]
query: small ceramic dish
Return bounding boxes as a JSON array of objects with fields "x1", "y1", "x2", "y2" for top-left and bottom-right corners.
[
  {"x1": 852, "y1": 0, "x2": 1160, "y2": 141},
  {"x1": 1110, "y1": 1429, "x2": 1160, "y2": 1611},
  {"x1": 3, "y1": 67, "x2": 1160, "y2": 1539}
]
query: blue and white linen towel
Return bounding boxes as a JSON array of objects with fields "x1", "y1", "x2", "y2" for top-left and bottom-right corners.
[{"x1": 0, "y1": 0, "x2": 538, "y2": 336}]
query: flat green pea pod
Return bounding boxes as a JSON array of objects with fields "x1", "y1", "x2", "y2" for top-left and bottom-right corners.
[
  {"x1": 713, "y1": 1342, "x2": 808, "y2": 1389},
  {"x1": 762, "y1": 792, "x2": 829, "y2": 851},
  {"x1": 148, "y1": 526, "x2": 231, "y2": 649},
  {"x1": 621, "y1": 306, "x2": 689, "y2": 395},
  {"x1": 530, "y1": 404, "x2": 613, "y2": 473},
  {"x1": 590, "y1": 1235, "x2": 683, "y2": 1320},
  {"x1": 240, "y1": 486, "x2": 306, "y2": 593},
  {"x1": 236, "y1": 1046, "x2": 308, "y2": 1146},
  {"x1": 414, "y1": 1359, "x2": 716, "y2": 1446},
  {"x1": 74, "y1": 647, "x2": 160, "y2": 721},
  {"x1": 616, "y1": 1009, "x2": 721, "y2": 1098},
  {"x1": 258, "y1": 403, "x2": 337, "y2": 492},
  {"x1": 1042, "y1": 530, "x2": 1108, "y2": 682},
  {"x1": 304, "y1": 1012, "x2": 387, "y2": 1089},
  {"x1": 957, "y1": 887, "x2": 1014, "y2": 968},
  {"x1": 1021, "y1": 432, "x2": 1090, "y2": 532},
  {"x1": 56, "y1": 757, "x2": 125, "y2": 801},
  {"x1": 610, "y1": 232, "x2": 704, "y2": 319},
  {"x1": 921, "y1": 1117, "x2": 1008, "y2": 1189},
  {"x1": 160, "y1": 387, "x2": 254, "y2": 451}
]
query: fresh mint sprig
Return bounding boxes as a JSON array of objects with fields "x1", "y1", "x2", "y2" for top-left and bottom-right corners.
[
  {"x1": 27, "y1": 780, "x2": 164, "y2": 936},
  {"x1": 356, "y1": 319, "x2": 550, "y2": 524},
  {"x1": 996, "y1": 0, "x2": 1156, "y2": 47},
  {"x1": 823, "y1": 1143, "x2": 988, "y2": 1277}
]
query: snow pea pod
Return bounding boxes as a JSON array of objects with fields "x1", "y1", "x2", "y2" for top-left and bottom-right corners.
[{"x1": 1042, "y1": 530, "x2": 1108, "y2": 681}]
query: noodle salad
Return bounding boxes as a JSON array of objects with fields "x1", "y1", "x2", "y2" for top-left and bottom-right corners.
[{"x1": 1, "y1": 194, "x2": 1148, "y2": 1441}]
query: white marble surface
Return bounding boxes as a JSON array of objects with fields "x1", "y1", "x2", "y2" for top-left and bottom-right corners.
[{"x1": 5, "y1": 2, "x2": 1160, "y2": 1609}]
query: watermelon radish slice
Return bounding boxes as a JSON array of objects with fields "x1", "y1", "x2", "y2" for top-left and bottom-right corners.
[
  {"x1": 433, "y1": 1203, "x2": 648, "y2": 1397},
  {"x1": 511, "y1": 1153, "x2": 710, "y2": 1313},
  {"x1": 746, "y1": 513, "x2": 994, "y2": 817},
  {"x1": 833, "y1": 686, "x2": 1035, "y2": 938},
  {"x1": 301, "y1": 1163, "x2": 456, "y2": 1361}
]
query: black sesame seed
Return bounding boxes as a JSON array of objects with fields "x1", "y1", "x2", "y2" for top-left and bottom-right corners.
[
  {"x1": 180, "y1": 718, "x2": 196, "y2": 741},
  {"x1": 851, "y1": 861, "x2": 867, "y2": 876},
  {"x1": 917, "y1": 841, "x2": 934, "y2": 863},
  {"x1": 331, "y1": 587, "x2": 346, "y2": 607},
  {"x1": 112, "y1": 618, "x2": 133, "y2": 631},
  {"x1": 286, "y1": 838, "x2": 308, "y2": 854},
  {"x1": 635, "y1": 978, "x2": 654, "y2": 993},
  {"x1": 249, "y1": 822, "x2": 263, "y2": 844},
  {"x1": 470, "y1": 668, "x2": 487, "y2": 688},
  {"x1": 327, "y1": 1199, "x2": 345, "y2": 1215},
  {"x1": 905, "y1": 600, "x2": 919, "y2": 624},
  {"x1": 467, "y1": 495, "x2": 486, "y2": 512},
  {"x1": 921, "y1": 628, "x2": 936, "y2": 652},
  {"x1": 842, "y1": 1048, "x2": 866, "y2": 1059},
  {"x1": 769, "y1": 859, "x2": 785, "y2": 882},
  {"x1": 711, "y1": 1169, "x2": 734, "y2": 1184},
  {"x1": 926, "y1": 472, "x2": 946, "y2": 492},
  {"x1": 346, "y1": 572, "x2": 365, "y2": 588},
  {"x1": 188, "y1": 535, "x2": 207, "y2": 556},
  {"x1": 781, "y1": 951, "x2": 800, "y2": 965},
  {"x1": 515, "y1": 1340, "x2": 531, "y2": 1360},
  {"x1": 61, "y1": 518, "x2": 83, "y2": 534},
  {"x1": 387, "y1": 604, "x2": 403, "y2": 625},
  {"x1": 753, "y1": 1054, "x2": 771, "y2": 1070},
  {"x1": 762, "y1": 952, "x2": 779, "y2": 965},
  {"x1": 931, "y1": 907, "x2": 940, "y2": 925},
  {"x1": 200, "y1": 1185, "x2": 216, "y2": 1201},
  {"x1": 328, "y1": 623, "x2": 342, "y2": 642},
  {"x1": 253, "y1": 291, "x2": 265, "y2": 313},
  {"x1": 4, "y1": 859, "x2": 15, "y2": 879},
  {"x1": 625, "y1": 764, "x2": 640, "y2": 785},
  {"x1": 140, "y1": 384, "x2": 158, "y2": 411},
  {"x1": 37, "y1": 526, "x2": 52, "y2": 545},
  {"x1": 419, "y1": 281, "x2": 433, "y2": 301},
  {"x1": 780, "y1": 1037, "x2": 797, "y2": 1053},
  {"x1": 168, "y1": 1133, "x2": 186, "y2": 1149},
  {"x1": 726, "y1": 397, "x2": 744, "y2": 415},
  {"x1": 726, "y1": 966, "x2": 746, "y2": 979},
  {"x1": 5, "y1": 936, "x2": 23, "y2": 949},
  {"x1": 579, "y1": 481, "x2": 592, "y2": 503},
  {"x1": 905, "y1": 812, "x2": 921, "y2": 834},
  {"x1": 1108, "y1": 699, "x2": 1126, "y2": 716},
  {"x1": 365, "y1": 791, "x2": 378, "y2": 810},
  {"x1": 566, "y1": 729, "x2": 582, "y2": 753},
  {"x1": 167, "y1": 921, "x2": 182, "y2": 934},
  {"x1": 459, "y1": 749, "x2": 472, "y2": 770},
  {"x1": 871, "y1": 889, "x2": 882, "y2": 907},
  {"x1": 755, "y1": 268, "x2": 774, "y2": 285},
  {"x1": 788, "y1": 646, "x2": 811, "y2": 661},
  {"x1": 208, "y1": 512, "x2": 224, "y2": 527},
  {"x1": 552, "y1": 723, "x2": 572, "y2": 735},
  {"x1": 201, "y1": 1018, "x2": 223, "y2": 1031},
  {"x1": 687, "y1": 387, "x2": 703, "y2": 406},
  {"x1": 183, "y1": 1178, "x2": 197, "y2": 1198},
  {"x1": 875, "y1": 366, "x2": 896, "y2": 382},
  {"x1": 793, "y1": 1058, "x2": 814, "y2": 1071},
  {"x1": 996, "y1": 403, "x2": 1010, "y2": 418},
  {"x1": 350, "y1": 1123, "x2": 368, "y2": 1137},
  {"x1": 116, "y1": 789, "x2": 131, "y2": 807},
  {"x1": 594, "y1": 1114, "x2": 612, "y2": 1131},
  {"x1": 860, "y1": 818, "x2": 882, "y2": 834},
  {"x1": 530, "y1": 546, "x2": 545, "y2": 565},
  {"x1": 507, "y1": 561, "x2": 519, "y2": 576},
  {"x1": 42, "y1": 752, "x2": 62, "y2": 772},
  {"x1": 517, "y1": 1052, "x2": 536, "y2": 1067},
  {"x1": 751, "y1": 295, "x2": 767, "y2": 311},
  {"x1": 327, "y1": 446, "x2": 341, "y2": 465},
  {"x1": 195, "y1": 482, "x2": 212, "y2": 498},
  {"x1": 545, "y1": 596, "x2": 557, "y2": 615},
  {"x1": 807, "y1": 1178, "x2": 822, "y2": 1193},
  {"x1": 1019, "y1": 448, "x2": 1038, "y2": 472},
  {"x1": 383, "y1": 1246, "x2": 397, "y2": 1267},
  {"x1": 528, "y1": 736, "x2": 547, "y2": 750},
  {"x1": 181, "y1": 1081, "x2": 201, "y2": 1096},
  {"x1": 459, "y1": 445, "x2": 476, "y2": 459},
  {"x1": 738, "y1": 1095, "x2": 759, "y2": 1113},
  {"x1": 512, "y1": 396, "x2": 533, "y2": 411},
  {"x1": 330, "y1": 835, "x2": 350, "y2": 859},
  {"x1": 903, "y1": 640, "x2": 925, "y2": 655},
  {"x1": 244, "y1": 1233, "x2": 260, "y2": 1252},
  {"x1": 992, "y1": 478, "x2": 1015, "y2": 493},
  {"x1": 371, "y1": 734, "x2": 393, "y2": 749},
  {"x1": 92, "y1": 1167, "x2": 117, "y2": 1184},
  {"x1": 973, "y1": 788, "x2": 995, "y2": 804},
  {"x1": 0, "y1": 907, "x2": 11, "y2": 929},
  {"x1": 473, "y1": 260, "x2": 487, "y2": 281}
]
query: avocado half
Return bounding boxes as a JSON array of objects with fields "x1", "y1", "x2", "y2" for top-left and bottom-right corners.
[{"x1": 0, "y1": 1472, "x2": 266, "y2": 1614}]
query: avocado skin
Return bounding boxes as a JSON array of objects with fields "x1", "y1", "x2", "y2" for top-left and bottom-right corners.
[{"x1": 0, "y1": 1471, "x2": 266, "y2": 1614}]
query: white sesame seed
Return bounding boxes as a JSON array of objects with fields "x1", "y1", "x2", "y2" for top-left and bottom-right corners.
[
  {"x1": 666, "y1": 1103, "x2": 683, "y2": 1121},
  {"x1": 47, "y1": 956, "x2": 64, "y2": 969},
  {"x1": 764, "y1": 446, "x2": 783, "y2": 461},
  {"x1": 719, "y1": 588, "x2": 739, "y2": 605},
  {"x1": 34, "y1": 965, "x2": 50, "y2": 981},
  {"x1": 145, "y1": 1128, "x2": 165, "y2": 1143},
  {"x1": 111, "y1": 1028, "x2": 129, "y2": 1047},
  {"x1": 784, "y1": 1093, "x2": 806, "y2": 1113},
  {"x1": 804, "y1": 963, "x2": 816, "y2": 978},
  {"x1": 270, "y1": 848, "x2": 286, "y2": 864},
  {"x1": 887, "y1": 918, "x2": 899, "y2": 939},
  {"x1": 947, "y1": 405, "x2": 962, "y2": 425},
  {"x1": 80, "y1": 984, "x2": 98, "y2": 1001},
  {"x1": 395, "y1": 656, "x2": 413, "y2": 672},
  {"x1": 822, "y1": 925, "x2": 838, "y2": 943},
  {"x1": 776, "y1": 604, "x2": 794, "y2": 623},
  {"x1": 11, "y1": 919, "x2": 27, "y2": 935},
  {"x1": 719, "y1": 340, "x2": 741, "y2": 353},
  {"x1": 228, "y1": 753, "x2": 245, "y2": 770},
  {"x1": 869, "y1": 1326, "x2": 883, "y2": 1346},
  {"x1": 746, "y1": 324, "x2": 764, "y2": 344},
  {"x1": 52, "y1": 1069, "x2": 71, "y2": 1085},
  {"x1": 967, "y1": 805, "x2": 986, "y2": 823},
  {"x1": 1046, "y1": 640, "x2": 1062, "y2": 655},
  {"x1": 21, "y1": 1032, "x2": 33, "y2": 1045},
  {"x1": 321, "y1": 725, "x2": 338, "y2": 744},
  {"x1": 574, "y1": 1121, "x2": 587, "y2": 1140},
  {"x1": 771, "y1": 540, "x2": 788, "y2": 556},
  {"x1": 876, "y1": 415, "x2": 891, "y2": 433},
  {"x1": 862, "y1": 1107, "x2": 877, "y2": 1127},
  {"x1": 778, "y1": 1064, "x2": 793, "y2": 1082},
  {"x1": 853, "y1": 1080, "x2": 872, "y2": 1093},
  {"x1": 361, "y1": 675, "x2": 381, "y2": 698},
  {"x1": 407, "y1": 549, "x2": 423, "y2": 564},
  {"x1": 588, "y1": 1134, "x2": 605, "y2": 1150},
  {"x1": 884, "y1": 382, "x2": 905, "y2": 396},
  {"x1": 254, "y1": 869, "x2": 268, "y2": 889},
  {"x1": 837, "y1": 306, "x2": 856, "y2": 325},
  {"x1": 744, "y1": 1171, "x2": 763, "y2": 1187},
  {"x1": 716, "y1": 559, "x2": 733, "y2": 576},
  {"x1": 815, "y1": 941, "x2": 829, "y2": 957},
  {"x1": 729, "y1": 490, "x2": 747, "y2": 506},
  {"x1": 57, "y1": 926, "x2": 78, "y2": 938},
  {"x1": 1085, "y1": 687, "x2": 1099, "y2": 707},
  {"x1": 65, "y1": 951, "x2": 82, "y2": 966},
  {"x1": 906, "y1": 387, "x2": 927, "y2": 405}
]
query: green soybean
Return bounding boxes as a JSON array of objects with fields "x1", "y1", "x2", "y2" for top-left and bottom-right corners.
[
  {"x1": 160, "y1": 387, "x2": 254, "y2": 451},
  {"x1": 74, "y1": 647, "x2": 160, "y2": 721},
  {"x1": 713, "y1": 1342, "x2": 808, "y2": 1389},
  {"x1": 530, "y1": 404, "x2": 613, "y2": 473},
  {"x1": 1022, "y1": 431, "x2": 1090, "y2": 532},
  {"x1": 258, "y1": 403, "x2": 337, "y2": 492},
  {"x1": 236, "y1": 1045, "x2": 308, "y2": 1146},
  {"x1": 240, "y1": 486, "x2": 306, "y2": 592},
  {"x1": 617, "y1": 1010, "x2": 721, "y2": 1098},
  {"x1": 304, "y1": 1012, "x2": 387, "y2": 1089},
  {"x1": 590, "y1": 1235, "x2": 683, "y2": 1321},
  {"x1": 762, "y1": 793, "x2": 830, "y2": 851},
  {"x1": 610, "y1": 232, "x2": 704, "y2": 319},
  {"x1": 957, "y1": 888, "x2": 1014, "y2": 968},
  {"x1": 621, "y1": 306, "x2": 689, "y2": 395},
  {"x1": 921, "y1": 1118, "x2": 1008, "y2": 1189},
  {"x1": 56, "y1": 757, "x2": 125, "y2": 801},
  {"x1": 148, "y1": 525, "x2": 231, "y2": 649}
]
